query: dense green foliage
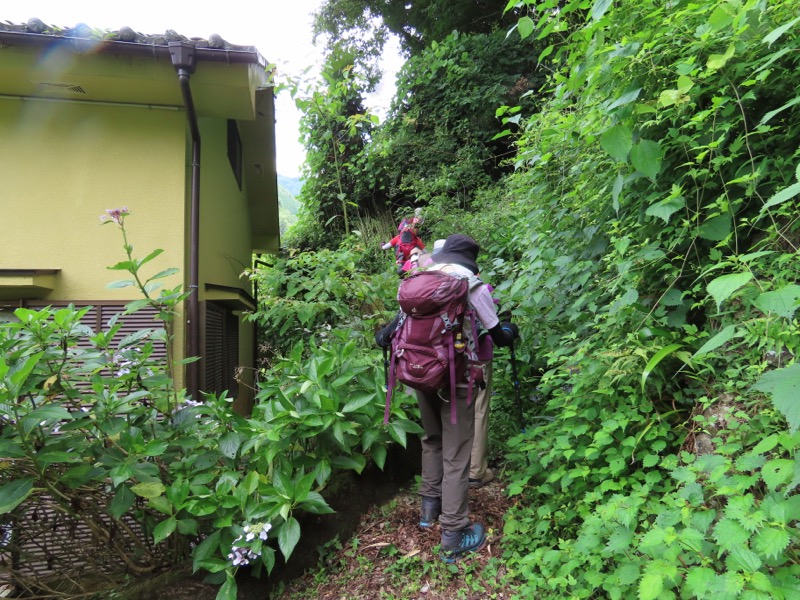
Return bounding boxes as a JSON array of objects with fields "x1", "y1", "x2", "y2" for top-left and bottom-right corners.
[
  {"x1": 286, "y1": 65, "x2": 382, "y2": 249},
  {"x1": 370, "y1": 30, "x2": 544, "y2": 208},
  {"x1": 490, "y1": 1, "x2": 800, "y2": 597},
  {"x1": 314, "y1": 0, "x2": 517, "y2": 55},
  {"x1": 0, "y1": 217, "x2": 417, "y2": 600},
  {"x1": 275, "y1": 0, "x2": 800, "y2": 597}
]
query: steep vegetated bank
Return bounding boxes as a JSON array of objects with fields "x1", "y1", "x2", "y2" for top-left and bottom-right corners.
[
  {"x1": 491, "y1": 1, "x2": 800, "y2": 598},
  {"x1": 278, "y1": 0, "x2": 800, "y2": 597}
]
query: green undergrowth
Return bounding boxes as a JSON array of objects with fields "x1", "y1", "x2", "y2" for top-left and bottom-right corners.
[{"x1": 489, "y1": 1, "x2": 800, "y2": 598}]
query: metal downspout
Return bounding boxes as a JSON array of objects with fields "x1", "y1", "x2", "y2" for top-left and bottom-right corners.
[{"x1": 169, "y1": 42, "x2": 201, "y2": 401}]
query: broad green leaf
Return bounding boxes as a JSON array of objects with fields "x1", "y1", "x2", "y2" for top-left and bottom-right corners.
[
  {"x1": 607, "y1": 87, "x2": 641, "y2": 111},
  {"x1": 34, "y1": 451, "x2": 83, "y2": 466},
  {"x1": 298, "y1": 491, "x2": 334, "y2": 515},
  {"x1": 708, "y1": 5, "x2": 735, "y2": 30},
  {"x1": 753, "y1": 526, "x2": 790, "y2": 559},
  {"x1": 752, "y1": 364, "x2": 800, "y2": 432},
  {"x1": 124, "y1": 298, "x2": 152, "y2": 314},
  {"x1": 146, "y1": 267, "x2": 180, "y2": 282},
  {"x1": 760, "y1": 96, "x2": 800, "y2": 126},
  {"x1": 331, "y1": 454, "x2": 366, "y2": 474},
  {"x1": 753, "y1": 285, "x2": 800, "y2": 318},
  {"x1": 751, "y1": 433, "x2": 779, "y2": 453},
  {"x1": 219, "y1": 432, "x2": 242, "y2": 459},
  {"x1": 707, "y1": 272, "x2": 753, "y2": 310},
  {"x1": 131, "y1": 481, "x2": 166, "y2": 499},
  {"x1": 706, "y1": 44, "x2": 735, "y2": 71},
  {"x1": 108, "y1": 484, "x2": 135, "y2": 519},
  {"x1": 107, "y1": 279, "x2": 136, "y2": 289},
  {"x1": 761, "y1": 459, "x2": 794, "y2": 491},
  {"x1": 153, "y1": 516, "x2": 177, "y2": 544},
  {"x1": 713, "y1": 518, "x2": 750, "y2": 551},
  {"x1": 726, "y1": 545, "x2": 762, "y2": 573},
  {"x1": 645, "y1": 196, "x2": 684, "y2": 223},
  {"x1": 149, "y1": 495, "x2": 173, "y2": 515},
  {"x1": 7, "y1": 351, "x2": 43, "y2": 396},
  {"x1": 137, "y1": 248, "x2": 164, "y2": 268},
  {"x1": 142, "y1": 440, "x2": 169, "y2": 457},
  {"x1": 658, "y1": 89, "x2": 687, "y2": 107},
  {"x1": 763, "y1": 14, "x2": 800, "y2": 47},
  {"x1": 630, "y1": 139, "x2": 662, "y2": 180},
  {"x1": 638, "y1": 569, "x2": 663, "y2": 600},
  {"x1": 371, "y1": 444, "x2": 387, "y2": 470},
  {"x1": 278, "y1": 516, "x2": 301, "y2": 560},
  {"x1": 615, "y1": 562, "x2": 639, "y2": 585},
  {"x1": 216, "y1": 575, "x2": 237, "y2": 600},
  {"x1": 692, "y1": 325, "x2": 738, "y2": 359},
  {"x1": 517, "y1": 16, "x2": 535, "y2": 40},
  {"x1": 600, "y1": 124, "x2": 632, "y2": 162},
  {"x1": 590, "y1": 0, "x2": 613, "y2": 22},
  {"x1": 342, "y1": 393, "x2": 376, "y2": 413},
  {"x1": 698, "y1": 215, "x2": 731, "y2": 241},
  {"x1": 0, "y1": 478, "x2": 35, "y2": 514},
  {"x1": 641, "y1": 344, "x2": 683, "y2": 393},
  {"x1": 760, "y1": 181, "x2": 800, "y2": 212},
  {"x1": 192, "y1": 530, "x2": 221, "y2": 573},
  {"x1": 677, "y1": 75, "x2": 694, "y2": 93},
  {"x1": 22, "y1": 405, "x2": 73, "y2": 433},
  {"x1": 685, "y1": 566, "x2": 715, "y2": 597}
]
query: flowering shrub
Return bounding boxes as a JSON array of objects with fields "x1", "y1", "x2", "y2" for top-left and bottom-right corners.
[{"x1": 0, "y1": 211, "x2": 409, "y2": 600}]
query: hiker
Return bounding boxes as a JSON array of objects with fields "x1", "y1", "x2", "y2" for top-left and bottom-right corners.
[
  {"x1": 375, "y1": 234, "x2": 518, "y2": 562},
  {"x1": 469, "y1": 280, "x2": 498, "y2": 489},
  {"x1": 382, "y1": 209, "x2": 426, "y2": 274}
]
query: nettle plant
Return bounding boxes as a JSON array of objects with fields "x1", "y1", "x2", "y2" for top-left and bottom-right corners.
[
  {"x1": 245, "y1": 238, "x2": 398, "y2": 367},
  {"x1": 0, "y1": 210, "x2": 409, "y2": 600},
  {"x1": 497, "y1": 0, "x2": 800, "y2": 598}
]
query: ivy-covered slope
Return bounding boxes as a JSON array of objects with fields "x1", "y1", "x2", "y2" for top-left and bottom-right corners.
[{"x1": 488, "y1": 1, "x2": 800, "y2": 598}]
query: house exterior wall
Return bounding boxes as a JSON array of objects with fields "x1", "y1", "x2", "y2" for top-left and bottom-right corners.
[
  {"x1": 197, "y1": 116, "x2": 257, "y2": 411},
  {"x1": 0, "y1": 97, "x2": 188, "y2": 387}
]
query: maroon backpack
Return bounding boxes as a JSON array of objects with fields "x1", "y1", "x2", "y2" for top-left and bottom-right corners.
[{"x1": 383, "y1": 270, "x2": 483, "y2": 425}]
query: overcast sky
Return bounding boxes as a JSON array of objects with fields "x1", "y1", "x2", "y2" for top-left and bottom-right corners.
[{"x1": 4, "y1": 0, "x2": 401, "y2": 178}]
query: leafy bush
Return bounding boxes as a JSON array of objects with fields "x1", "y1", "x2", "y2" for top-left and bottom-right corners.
[
  {"x1": 493, "y1": 1, "x2": 800, "y2": 598},
  {"x1": 246, "y1": 237, "x2": 399, "y2": 366},
  {"x1": 0, "y1": 212, "x2": 416, "y2": 600}
]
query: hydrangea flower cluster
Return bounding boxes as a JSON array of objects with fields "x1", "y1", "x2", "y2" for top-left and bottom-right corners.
[{"x1": 226, "y1": 522, "x2": 272, "y2": 567}]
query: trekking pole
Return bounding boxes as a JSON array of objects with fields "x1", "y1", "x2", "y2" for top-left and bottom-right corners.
[
  {"x1": 509, "y1": 337, "x2": 524, "y2": 431},
  {"x1": 383, "y1": 346, "x2": 389, "y2": 388}
]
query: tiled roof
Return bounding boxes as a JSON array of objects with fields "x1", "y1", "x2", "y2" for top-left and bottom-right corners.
[{"x1": 0, "y1": 17, "x2": 258, "y2": 53}]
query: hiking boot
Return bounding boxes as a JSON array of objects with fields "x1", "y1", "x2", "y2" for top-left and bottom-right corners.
[
  {"x1": 440, "y1": 523, "x2": 486, "y2": 563},
  {"x1": 469, "y1": 467, "x2": 495, "y2": 489},
  {"x1": 419, "y1": 496, "x2": 441, "y2": 528}
]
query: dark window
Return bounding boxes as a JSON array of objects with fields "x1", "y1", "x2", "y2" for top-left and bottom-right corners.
[
  {"x1": 227, "y1": 119, "x2": 243, "y2": 190},
  {"x1": 204, "y1": 302, "x2": 239, "y2": 398}
]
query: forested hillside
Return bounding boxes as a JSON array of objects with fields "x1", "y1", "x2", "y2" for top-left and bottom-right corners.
[
  {"x1": 265, "y1": 0, "x2": 800, "y2": 597},
  {"x1": 278, "y1": 177, "x2": 301, "y2": 235}
]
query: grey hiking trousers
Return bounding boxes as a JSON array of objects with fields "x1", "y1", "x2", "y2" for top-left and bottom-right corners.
[{"x1": 416, "y1": 386, "x2": 475, "y2": 532}]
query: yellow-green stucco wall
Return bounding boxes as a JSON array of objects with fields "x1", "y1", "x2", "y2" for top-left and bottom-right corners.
[
  {"x1": 1, "y1": 97, "x2": 257, "y2": 410},
  {"x1": 197, "y1": 117, "x2": 256, "y2": 410},
  {"x1": 0, "y1": 97, "x2": 188, "y2": 389},
  {"x1": 1, "y1": 98, "x2": 186, "y2": 297}
]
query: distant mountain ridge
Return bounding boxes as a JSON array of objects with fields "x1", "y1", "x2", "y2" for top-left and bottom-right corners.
[
  {"x1": 278, "y1": 174, "x2": 303, "y2": 198},
  {"x1": 277, "y1": 174, "x2": 302, "y2": 235}
]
